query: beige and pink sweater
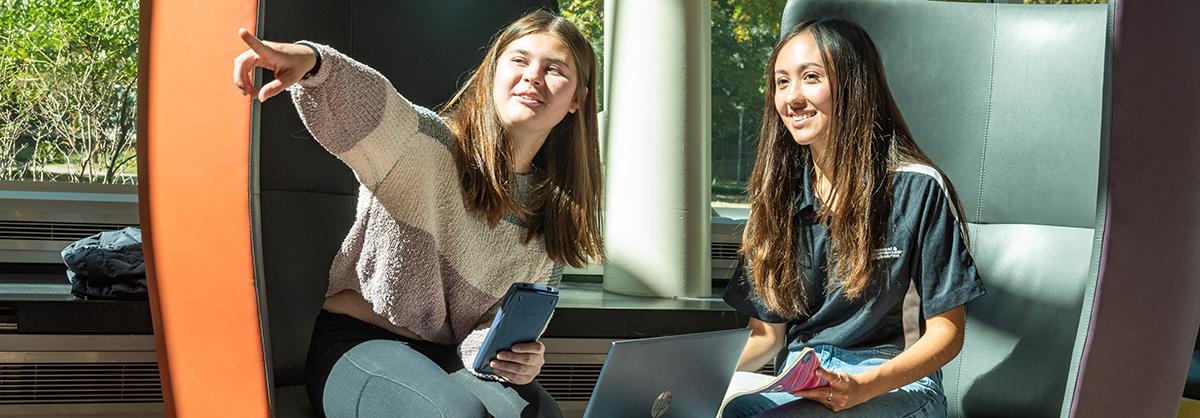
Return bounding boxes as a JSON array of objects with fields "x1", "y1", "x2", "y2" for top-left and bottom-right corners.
[{"x1": 288, "y1": 44, "x2": 562, "y2": 350}]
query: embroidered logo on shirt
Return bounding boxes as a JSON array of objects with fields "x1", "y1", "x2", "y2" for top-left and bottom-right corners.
[{"x1": 872, "y1": 246, "x2": 903, "y2": 260}]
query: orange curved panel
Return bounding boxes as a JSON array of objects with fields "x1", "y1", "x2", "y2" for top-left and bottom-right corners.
[{"x1": 137, "y1": 0, "x2": 267, "y2": 416}]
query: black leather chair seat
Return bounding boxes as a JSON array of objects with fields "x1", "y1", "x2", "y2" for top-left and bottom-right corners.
[{"x1": 275, "y1": 384, "x2": 320, "y2": 418}]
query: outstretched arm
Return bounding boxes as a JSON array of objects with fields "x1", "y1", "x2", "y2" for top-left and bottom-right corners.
[{"x1": 232, "y1": 29, "x2": 434, "y2": 193}]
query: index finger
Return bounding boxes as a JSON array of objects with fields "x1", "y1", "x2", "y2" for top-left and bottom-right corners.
[
  {"x1": 813, "y1": 367, "x2": 839, "y2": 385},
  {"x1": 791, "y1": 386, "x2": 831, "y2": 399},
  {"x1": 238, "y1": 28, "x2": 272, "y2": 56}
]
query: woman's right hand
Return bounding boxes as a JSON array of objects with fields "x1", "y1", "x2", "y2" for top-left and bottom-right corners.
[{"x1": 232, "y1": 28, "x2": 318, "y2": 102}]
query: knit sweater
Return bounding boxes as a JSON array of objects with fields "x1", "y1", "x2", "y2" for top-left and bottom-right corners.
[{"x1": 287, "y1": 44, "x2": 563, "y2": 353}]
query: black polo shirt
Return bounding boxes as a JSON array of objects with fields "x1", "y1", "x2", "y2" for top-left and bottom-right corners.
[{"x1": 724, "y1": 163, "x2": 985, "y2": 351}]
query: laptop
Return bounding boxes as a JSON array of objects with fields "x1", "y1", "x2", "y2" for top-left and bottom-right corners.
[{"x1": 582, "y1": 328, "x2": 752, "y2": 418}]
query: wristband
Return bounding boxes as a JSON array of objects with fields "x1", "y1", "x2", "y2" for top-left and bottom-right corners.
[{"x1": 296, "y1": 41, "x2": 322, "y2": 80}]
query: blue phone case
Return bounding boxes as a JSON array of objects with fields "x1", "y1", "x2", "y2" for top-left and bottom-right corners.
[{"x1": 472, "y1": 283, "x2": 559, "y2": 375}]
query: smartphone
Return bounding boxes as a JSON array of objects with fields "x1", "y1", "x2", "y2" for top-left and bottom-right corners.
[{"x1": 472, "y1": 283, "x2": 560, "y2": 375}]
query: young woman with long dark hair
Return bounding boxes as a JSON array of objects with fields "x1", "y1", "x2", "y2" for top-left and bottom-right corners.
[{"x1": 723, "y1": 18, "x2": 985, "y2": 417}]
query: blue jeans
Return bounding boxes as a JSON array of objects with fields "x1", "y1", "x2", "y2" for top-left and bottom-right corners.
[{"x1": 722, "y1": 344, "x2": 947, "y2": 417}]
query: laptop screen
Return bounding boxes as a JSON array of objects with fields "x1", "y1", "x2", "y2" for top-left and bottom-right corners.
[{"x1": 582, "y1": 328, "x2": 751, "y2": 418}]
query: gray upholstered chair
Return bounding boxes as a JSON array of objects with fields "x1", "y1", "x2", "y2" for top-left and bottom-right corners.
[
  {"x1": 252, "y1": 2, "x2": 557, "y2": 416},
  {"x1": 781, "y1": 1, "x2": 1107, "y2": 416},
  {"x1": 784, "y1": 1, "x2": 1200, "y2": 417}
]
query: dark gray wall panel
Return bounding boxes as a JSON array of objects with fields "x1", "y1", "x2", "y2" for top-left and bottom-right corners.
[
  {"x1": 259, "y1": 0, "x2": 357, "y2": 195},
  {"x1": 351, "y1": 1, "x2": 559, "y2": 110},
  {"x1": 258, "y1": 191, "x2": 356, "y2": 386}
]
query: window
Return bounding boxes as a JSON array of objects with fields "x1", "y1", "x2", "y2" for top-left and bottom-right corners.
[
  {"x1": 559, "y1": 0, "x2": 604, "y2": 111},
  {"x1": 561, "y1": 0, "x2": 787, "y2": 212},
  {"x1": 711, "y1": 1, "x2": 787, "y2": 211},
  {"x1": 1, "y1": 0, "x2": 139, "y2": 185},
  {"x1": 0, "y1": 0, "x2": 140, "y2": 266}
]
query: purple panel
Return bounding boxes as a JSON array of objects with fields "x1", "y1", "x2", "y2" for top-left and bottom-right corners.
[{"x1": 1072, "y1": 1, "x2": 1200, "y2": 417}]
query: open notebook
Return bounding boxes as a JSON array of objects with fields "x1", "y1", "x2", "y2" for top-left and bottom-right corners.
[{"x1": 717, "y1": 348, "x2": 828, "y2": 416}]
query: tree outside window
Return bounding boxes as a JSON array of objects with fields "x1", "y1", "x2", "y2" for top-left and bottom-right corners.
[
  {"x1": 1, "y1": 0, "x2": 139, "y2": 184},
  {"x1": 712, "y1": 0, "x2": 786, "y2": 206},
  {"x1": 559, "y1": 0, "x2": 604, "y2": 112}
]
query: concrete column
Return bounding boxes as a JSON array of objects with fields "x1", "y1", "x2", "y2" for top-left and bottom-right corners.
[{"x1": 602, "y1": 0, "x2": 711, "y2": 298}]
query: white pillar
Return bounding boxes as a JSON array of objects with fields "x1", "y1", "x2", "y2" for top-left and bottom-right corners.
[{"x1": 602, "y1": 0, "x2": 711, "y2": 298}]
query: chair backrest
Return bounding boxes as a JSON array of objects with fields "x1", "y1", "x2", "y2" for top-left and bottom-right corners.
[
  {"x1": 781, "y1": 1, "x2": 1107, "y2": 416},
  {"x1": 252, "y1": 0, "x2": 558, "y2": 390}
]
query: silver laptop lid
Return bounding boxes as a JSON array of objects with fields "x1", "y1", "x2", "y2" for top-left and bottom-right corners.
[{"x1": 582, "y1": 328, "x2": 751, "y2": 418}]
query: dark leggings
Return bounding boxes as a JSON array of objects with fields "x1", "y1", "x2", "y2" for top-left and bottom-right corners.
[{"x1": 305, "y1": 310, "x2": 561, "y2": 418}]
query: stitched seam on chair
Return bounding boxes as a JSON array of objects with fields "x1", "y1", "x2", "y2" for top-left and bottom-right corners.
[
  {"x1": 351, "y1": 371, "x2": 369, "y2": 418},
  {"x1": 976, "y1": 6, "x2": 998, "y2": 226},
  {"x1": 347, "y1": 357, "x2": 447, "y2": 418},
  {"x1": 958, "y1": 8, "x2": 996, "y2": 414},
  {"x1": 954, "y1": 315, "x2": 968, "y2": 417}
]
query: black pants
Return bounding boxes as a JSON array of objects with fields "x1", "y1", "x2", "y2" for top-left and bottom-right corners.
[{"x1": 305, "y1": 310, "x2": 561, "y2": 418}]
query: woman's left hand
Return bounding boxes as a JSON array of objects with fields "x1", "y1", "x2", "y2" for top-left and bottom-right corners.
[
  {"x1": 793, "y1": 367, "x2": 872, "y2": 412},
  {"x1": 490, "y1": 341, "x2": 546, "y2": 385}
]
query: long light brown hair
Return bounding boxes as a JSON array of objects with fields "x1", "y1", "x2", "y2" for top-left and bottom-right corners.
[
  {"x1": 743, "y1": 19, "x2": 970, "y2": 319},
  {"x1": 440, "y1": 10, "x2": 604, "y2": 268}
]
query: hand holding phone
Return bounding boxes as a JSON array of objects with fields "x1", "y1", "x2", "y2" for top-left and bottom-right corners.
[
  {"x1": 490, "y1": 341, "x2": 546, "y2": 385},
  {"x1": 472, "y1": 283, "x2": 559, "y2": 375}
]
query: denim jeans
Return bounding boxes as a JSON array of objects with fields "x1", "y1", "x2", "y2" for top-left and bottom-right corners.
[{"x1": 722, "y1": 344, "x2": 947, "y2": 417}]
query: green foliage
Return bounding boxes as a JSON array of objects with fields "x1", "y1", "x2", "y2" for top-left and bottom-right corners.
[
  {"x1": 558, "y1": 0, "x2": 603, "y2": 56},
  {"x1": 711, "y1": 0, "x2": 786, "y2": 202},
  {"x1": 0, "y1": 0, "x2": 139, "y2": 183},
  {"x1": 558, "y1": 0, "x2": 604, "y2": 110}
]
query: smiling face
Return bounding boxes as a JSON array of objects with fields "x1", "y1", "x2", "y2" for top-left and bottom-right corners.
[
  {"x1": 492, "y1": 33, "x2": 582, "y2": 140},
  {"x1": 773, "y1": 31, "x2": 835, "y2": 151}
]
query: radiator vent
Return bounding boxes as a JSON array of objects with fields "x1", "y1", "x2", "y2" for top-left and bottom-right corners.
[
  {"x1": 0, "y1": 306, "x2": 13, "y2": 332},
  {"x1": 0, "y1": 362, "x2": 162, "y2": 405},
  {"x1": 711, "y1": 242, "x2": 741, "y2": 260},
  {"x1": 540, "y1": 363, "x2": 604, "y2": 401},
  {"x1": 0, "y1": 221, "x2": 133, "y2": 242}
]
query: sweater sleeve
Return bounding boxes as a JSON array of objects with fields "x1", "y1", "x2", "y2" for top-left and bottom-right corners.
[
  {"x1": 287, "y1": 42, "x2": 449, "y2": 191},
  {"x1": 458, "y1": 327, "x2": 504, "y2": 381},
  {"x1": 548, "y1": 263, "x2": 564, "y2": 287}
]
